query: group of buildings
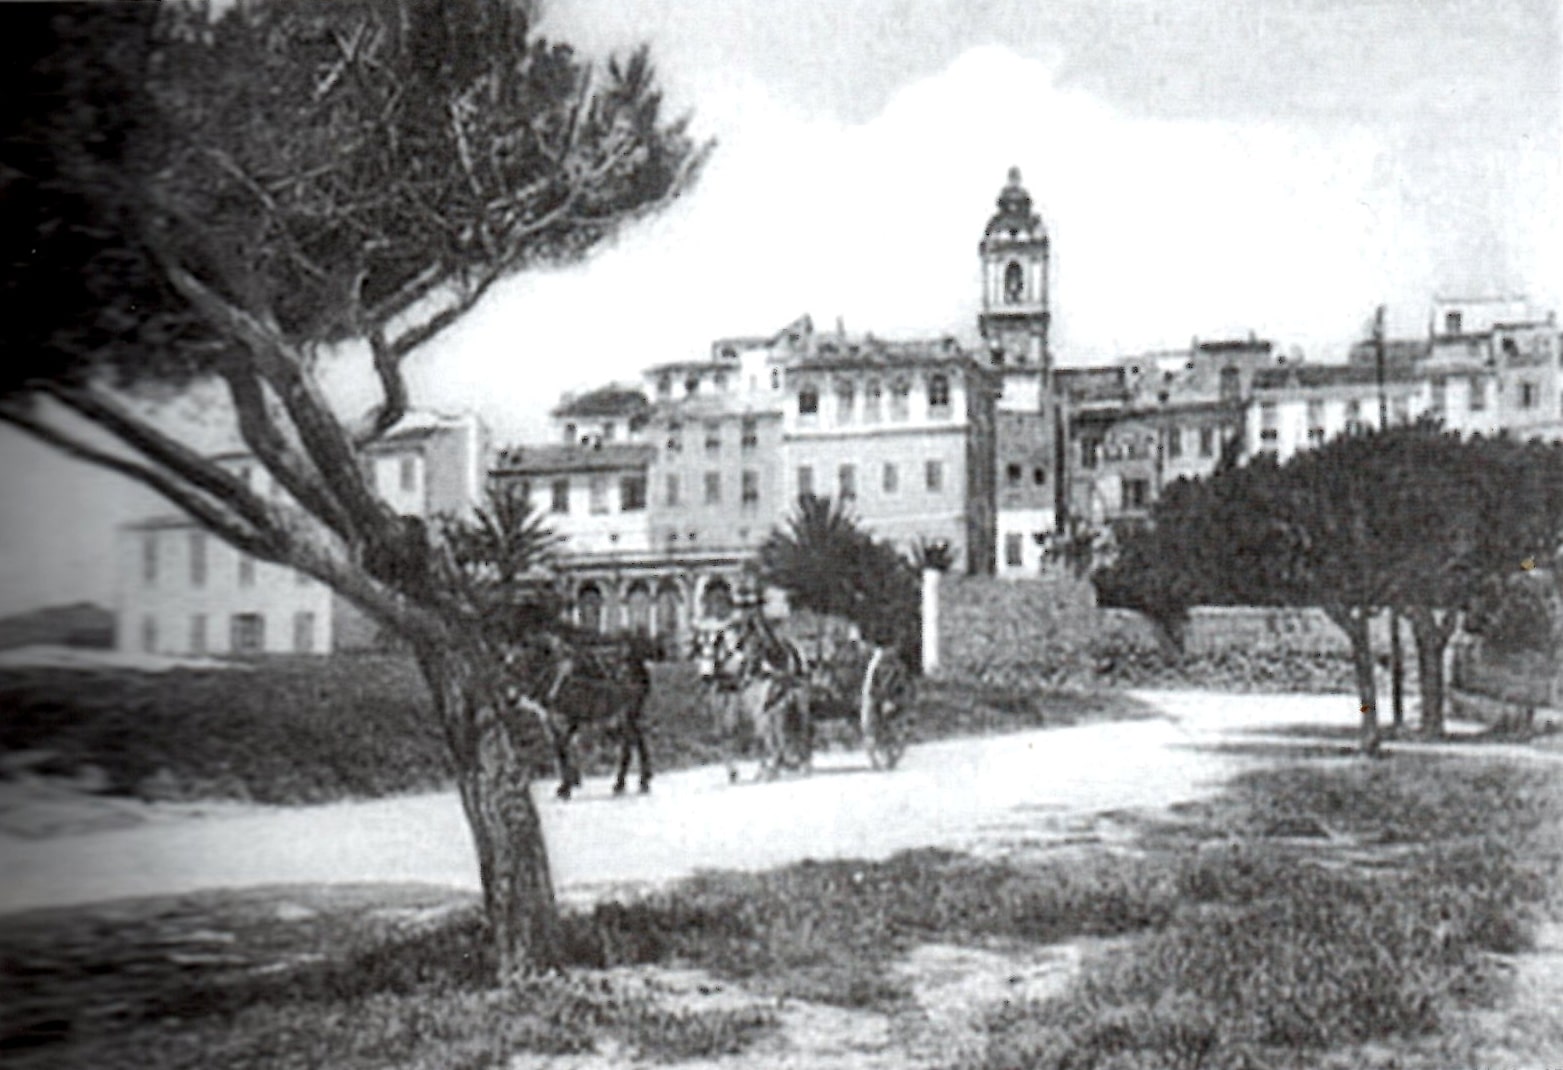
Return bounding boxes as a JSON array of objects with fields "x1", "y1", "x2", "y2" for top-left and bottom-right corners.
[{"x1": 116, "y1": 169, "x2": 1563, "y2": 655}]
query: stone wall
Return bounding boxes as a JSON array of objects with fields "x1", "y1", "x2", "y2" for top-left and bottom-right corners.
[{"x1": 936, "y1": 575, "x2": 1370, "y2": 678}]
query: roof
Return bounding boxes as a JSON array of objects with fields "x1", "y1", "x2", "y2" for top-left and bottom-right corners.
[
  {"x1": 491, "y1": 442, "x2": 653, "y2": 475},
  {"x1": 1346, "y1": 338, "x2": 1431, "y2": 367},
  {"x1": 790, "y1": 336, "x2": 988, "y2": 375},
  {"x1": 122, "y1": 513, "x2": 202, "y2": 532},
  {"x1": 551, "y1": 385, "x2": 650, "y2": 419},
  {"x1": 1251, "y1": 362, "x2": 1423, "y2": 391}
]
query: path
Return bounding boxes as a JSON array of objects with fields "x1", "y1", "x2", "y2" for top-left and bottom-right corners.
[{"x1": 0, "y1": 690, "x2": 1539, "y2": 916}]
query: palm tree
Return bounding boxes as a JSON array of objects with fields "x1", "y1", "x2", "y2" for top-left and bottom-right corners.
[{"x1": 438, "y1": 481, "x2": 567, "y2": 643}]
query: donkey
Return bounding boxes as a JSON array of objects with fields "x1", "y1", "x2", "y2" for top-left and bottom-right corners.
[
  {"x1": 690, "y1": 609, "x2": 811, "y2": 782},
  {"x1": 502, "y1": 628, "x2": 666, "y2": 800}
]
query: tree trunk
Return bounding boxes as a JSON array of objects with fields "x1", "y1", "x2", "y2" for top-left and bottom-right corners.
[
  {"x1": 1327, "y1": 605, "x2": 1379, "y2": 755},
  {"x1": 1389, "y1": 609, "x2": 1405, "y2": 731},
  {"x1": 419, "y1": 641, "x2": 563, "y2": 976},
  {"x1": 1406, "y1": 606, "x2": 1453, "y2": 738}
]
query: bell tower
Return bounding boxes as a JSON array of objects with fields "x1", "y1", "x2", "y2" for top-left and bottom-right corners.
[{"x1": 978, "y1": 167, "x2": 1051, "y2": 393}]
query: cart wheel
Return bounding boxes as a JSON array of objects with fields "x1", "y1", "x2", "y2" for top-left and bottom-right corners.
[{"x1": 865, "y1": 651, "x2": 915, "y2": 770}]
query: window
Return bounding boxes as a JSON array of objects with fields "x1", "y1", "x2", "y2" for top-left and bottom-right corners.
[
  {"x1": 864, "y1": 381, "x2": 882, "y2": 423},
  {"x1": 238, "y1": 555, "x2": 256, "y2": 588},
  {"x1": 621, "y1": 475, "x2": 647, "y2": 512},
  {"x1": 1006, "y1": 463, "x2": 1022, "y2": 486},
  {"x1": 883, "y1": 462, "x2": 899, "y2": 494},
  {"x1": 798, "y1": 386, "x2": 819, "y2": 420},
  {"x1": 564, "y1": 422, "x2": 578, "y2": 443},
  {"x1": 230, "y1": 613, "x2": 265, "y2": 655},
  {"x1": 1122, "y1": 478, "x2": 1150, "y2": 510},
  {"x1": 797, "y1": 465, "x2": 814, "y2": 498},
  {"x1": 1343, "y1": 399, "x2": 1364, "y2": 432},
  {"x1": 140, "y1": 615, "x2": 157, "y2": 654},
  {"x1": 835, "y1": 380, "x2": 855, "y2": 425},
  {"x1": 741, "y1": 469, "x2": 759, "y2": 507},
  {"x1": 1004, "y1": 533, "x2": 1024, "y2": 567},
  {"x1": 1430, "y1": 377, "x2": 1447, "y2": 416},
  {"x1": 1197, "y1": 426, "x2": 1215, "y2": 457},
  {"x1": 1392, "y1": 396, "x2": 1411, "y2": 423},
  {"x1": 890, "y1": 380, "x2": 911, "y2": 421},
  {"x1": 740, "y1": 417, "x2": 758, "y2": 450},
  {"x1": 1003, "y1": 261, "x2": 1024, "y2": 303},
  {"x1": 665, "y1": 473, "x2": 680, "y2": 507},
  {"x1": 656, "y1": 375, "x2": 672, "y2": 399},
  {"x1": 925, "y1": 460, "x2": 944, "y2": 492},
  {"x1": 666, "y1": 419, "x2": 683, "y2": 452},
  {"x1": 684, "y1": 374, "x2": 700, "y2": 397},
  {"x1": 928, "y1": 373, "x2": 951, "y2": 415},
  {"x1": 399, "y1": 456, "x2": 417, "y2": 493},
  {"x1": 770, "y1": 368, "x2": 781, "y2": 391},
  {"x1": 1167, "y1": 427, "x2": 1183, "y2": 459},
  {"x1": 704, "y1": 471, "x2": 721, "y2": 504},
  {"x1": 141, "y1": 533, "x2": 158, "y2": 585},
  {"x1": 188, "y1": 533, "x2": 207, "y2": 588},
  {"x1": 293, "y1": 611, "x2": 316, "y2": 654},
  {"x1": 1219, "y1": 366, "x2": 1241, "y2": 402},
  {"x1": 1306, "y1": 400, "x2": 1325, "y2": 443},
  {"x1": 838, "y1": 463, "x2": 857, "y2": 501},
  {"x1": 1081, "y1": 437, "x2": 1101, "y2": 468},
  {"x1": 602, "y1": 422, "x2": 616, "y2": 442},
  {"x1": 189, "y1": 614, "x2": 207, "y2": 656},
  {"x1": 704, "y1": 420, "x2": 722, "y2": 453},
  {"x1": 1520, "y1": 381, "x2": 1539, "y2": 409},
  {"x1": 1445, "y1": 310, "x2": 1463, "y2": 335},
  {"x1": 1470, "y1": 378, "x2": 1488, "y2": 412},
  {"x1": 1258, "y1": 402, "x2": 1279, "y2": 443},
  {"x1": 1033, "y1": 466, "x2": 1046, "y2": 486},
  {"x1": 550, "y1": 478, "x2": 570, "y2": 514},
  {"x1": 588, "y1": 475, "x2": 609, "y2": 514}
]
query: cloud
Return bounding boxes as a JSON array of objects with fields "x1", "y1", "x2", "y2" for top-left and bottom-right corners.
[{"x1": 402, "y1": 44, "x2": 1430, "y2": 442}]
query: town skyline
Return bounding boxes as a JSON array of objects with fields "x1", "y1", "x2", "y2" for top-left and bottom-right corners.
[{"x1": 1, "y1": 0, "x2": 1558, "y2": 614}]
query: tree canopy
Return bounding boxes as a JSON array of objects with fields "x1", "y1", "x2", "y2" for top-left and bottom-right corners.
[
  {"x1": 1096, "y1": 422, "x2": 1563, "y2": 747},
  {"x1": 758, "y1": 494, "x2": 922, "y2": 669},
  {"x1": 2, "y1": 0, "x2": 707, "y2": 975}
]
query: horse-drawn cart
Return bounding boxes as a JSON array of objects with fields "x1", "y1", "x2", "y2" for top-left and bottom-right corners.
[{"x1": 782, "y1": 611, "x2": 917, "y2": 771}]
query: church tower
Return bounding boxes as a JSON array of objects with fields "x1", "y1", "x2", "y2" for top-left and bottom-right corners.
[
  {"x1": 978, "y1": 167, "x2": 1051, "y2": 400},
  {"x1": 980, "y1": 168, "x2": 1060, "y2": 576}
]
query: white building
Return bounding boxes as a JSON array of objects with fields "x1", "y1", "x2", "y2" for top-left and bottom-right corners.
[{"x1": 115, "y1": 411, "x2": 488, "y2": 656}]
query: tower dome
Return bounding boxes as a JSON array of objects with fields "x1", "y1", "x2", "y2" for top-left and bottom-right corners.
[{"x1": 985, "y1": 166, "x2": 1045, "y2": 240}]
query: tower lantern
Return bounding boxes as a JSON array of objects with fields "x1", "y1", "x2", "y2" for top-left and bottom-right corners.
[{"x1": 977, "y1": 167, "x2": 1050, "y2": 374}]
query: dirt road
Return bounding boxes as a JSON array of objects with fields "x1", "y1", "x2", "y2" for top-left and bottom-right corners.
[{"x1": 0, "y1": 690, "x2": 1490, "y2": 916}]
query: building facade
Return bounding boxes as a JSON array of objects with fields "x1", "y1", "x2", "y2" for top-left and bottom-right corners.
[{"x1": 115, "y1": 412, "x2": 488, "y2": 656}]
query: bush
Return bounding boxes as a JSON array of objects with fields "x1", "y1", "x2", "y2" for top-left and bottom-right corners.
[{"x1": 0, "y1": 656, "x2": 452, "y2": 804}]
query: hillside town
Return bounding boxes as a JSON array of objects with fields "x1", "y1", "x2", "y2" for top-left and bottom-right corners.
[{"x1": 114, "y1": 167, "x2": 1563, "y2": 657}]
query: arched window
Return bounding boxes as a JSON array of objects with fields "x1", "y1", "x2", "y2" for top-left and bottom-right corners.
[
  {"x1": 1003, "y1": 261, "x2": 1025, "y2": 303},
  {"x1": 701, "y1": 578, "x2": 733, "y2": 621},
  {"x1": 577, "y1": 584, "x2": 605, "y2": 633},
  {"x1": 624, "y1": 582, "x2": 652, "y2": 636}
]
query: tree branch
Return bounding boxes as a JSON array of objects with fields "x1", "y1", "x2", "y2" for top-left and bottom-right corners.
[
  {"x1": 38, "y1": 380, "x2": 277, "y2": 534},
  {"x1": 217, "y1": 359, "x2": 358, "y2": 539},
  {"x1": 157, "y1": 256, "x2": 392, "y2": 542},
  {"x1": 0, "y1": 402, "x2": 279, "y2": 559}
]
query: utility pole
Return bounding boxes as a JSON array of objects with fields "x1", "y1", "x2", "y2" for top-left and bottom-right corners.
[{"x1": 1374, "y1": 304, "x2": 1405, "y2": 728}]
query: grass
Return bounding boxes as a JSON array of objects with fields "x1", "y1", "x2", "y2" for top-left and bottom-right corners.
[
  {"x1": 0, "y1": 657, "x2": 1157, "y2": 806},
  {"x1": 0, "y1": 884, "x2": 778, "y2": 1069},
  {"x1": 4, "y1": 755, "x2": 1560, "y2": 1068},
  {"x1": 976, "y1": 756, "x2": 1563, "y2": 1070}
]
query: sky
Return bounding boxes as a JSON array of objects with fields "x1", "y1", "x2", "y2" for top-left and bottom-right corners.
[{"x1": 1, "y1": 0, "x2": 1558, "y2": 614}]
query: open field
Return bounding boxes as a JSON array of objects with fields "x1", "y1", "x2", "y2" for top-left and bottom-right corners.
[{"x1": 4, "y1": 746, "x2": 1561, "y2": 1069}]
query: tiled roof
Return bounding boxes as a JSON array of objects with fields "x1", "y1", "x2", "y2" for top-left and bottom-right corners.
[
  {"x1": 1251, "y1": 362, "x2": 1422, "y2": 390},
  {"x1": 492, "y1": 442, "x2": 653, "y2": 475}
]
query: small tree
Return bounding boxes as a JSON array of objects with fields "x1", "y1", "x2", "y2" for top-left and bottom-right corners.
[
  {"x1": 759, "y1": 494, "x2": 921, "y2": 668},
  {"x1": 3, "y1": 0, "x2": 705, "y2": 974}
]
